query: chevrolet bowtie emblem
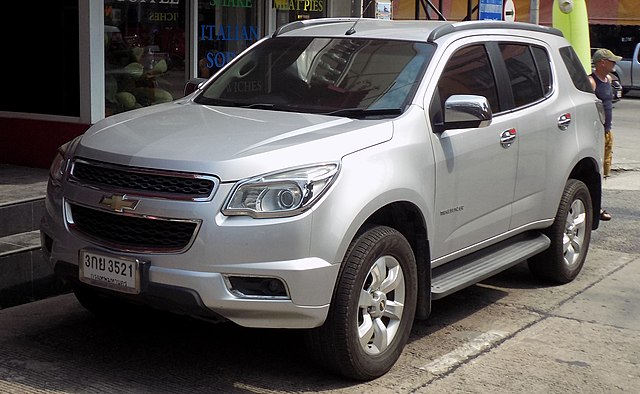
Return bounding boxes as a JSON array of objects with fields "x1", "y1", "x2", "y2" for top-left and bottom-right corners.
[{"x1": 99, "y1": 194, "x2": 139, "y2": 212}]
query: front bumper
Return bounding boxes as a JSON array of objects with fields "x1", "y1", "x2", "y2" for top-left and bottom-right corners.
[
  {"x1": 40, "y1": 179, "x2": 340, "y2": 329},
  {"x1": 49, "y1": 257, "x2": 336, "y2": 328}
]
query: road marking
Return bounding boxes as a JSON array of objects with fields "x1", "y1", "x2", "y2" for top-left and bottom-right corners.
[{"x1": 421, "y1": 330, "x2": 509, "y2": 375}]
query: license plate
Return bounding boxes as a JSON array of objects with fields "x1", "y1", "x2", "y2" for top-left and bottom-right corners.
[{"x1": 79, "y1": 250, "x2": 143, "y2": 294}]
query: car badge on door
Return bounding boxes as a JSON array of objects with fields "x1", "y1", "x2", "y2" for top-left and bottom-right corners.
[{"x1": 100, "y1": 194, "x2": 139, "y2": 212}]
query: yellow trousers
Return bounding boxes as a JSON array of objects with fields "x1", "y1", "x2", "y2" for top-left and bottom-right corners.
[{"x1": 604, "y1": 131, "x2": 613, "y2": 177}]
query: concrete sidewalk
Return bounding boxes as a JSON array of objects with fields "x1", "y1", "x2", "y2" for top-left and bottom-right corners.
[{"x1": 422, "y1": 250, "x2": 640, "y2": 393}]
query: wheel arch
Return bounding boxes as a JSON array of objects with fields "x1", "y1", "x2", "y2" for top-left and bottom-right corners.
[
  {"x1": 569, "y1": 157, "x2": 602, "y2": 230},
  {"x1": 359, "y1": 201, "x2": 432, "y2": 320}
]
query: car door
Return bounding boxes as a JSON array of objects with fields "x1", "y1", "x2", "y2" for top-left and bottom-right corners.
[
  {"x1": 499, "y1": 42, "x2": 555, "y2": 229},
  {"x1": 427, "y1": 42, "x2": 519, "y2": 261}
]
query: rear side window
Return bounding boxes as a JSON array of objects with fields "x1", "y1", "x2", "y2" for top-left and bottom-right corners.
[
  {"x1": 532, "y1": 46, "x2": 552, "y2": 96},
  {"x1": 436, "y1": 44, "x2": 500, "y2": 113},
  {"x1": 500, "y1": 44, "x2": 545, "y2": 107},
  {"x1": 559, "y1": 46, "x2": 593, "y2": 93}
]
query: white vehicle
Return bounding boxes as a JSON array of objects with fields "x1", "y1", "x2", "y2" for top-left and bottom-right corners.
[{"x1": 41, "y1": 18, "x2": 605, "y2": 380}]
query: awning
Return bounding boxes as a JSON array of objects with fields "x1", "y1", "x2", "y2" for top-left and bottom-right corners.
[
  {"x1": 515, "y1": 0, "x2": 640, "y2": 26},
  {"x1": 397, "y1": 1, "x2": 640, "y2": 26}
]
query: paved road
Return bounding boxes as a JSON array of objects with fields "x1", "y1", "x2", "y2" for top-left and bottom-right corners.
[{"x1": 1, "y1": 96, "x2": 639, "y2": 393}]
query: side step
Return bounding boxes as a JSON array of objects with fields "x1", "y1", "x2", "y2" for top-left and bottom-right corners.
[{"x1": 431, "y1": 232, "x2": 550, "y2": 300}]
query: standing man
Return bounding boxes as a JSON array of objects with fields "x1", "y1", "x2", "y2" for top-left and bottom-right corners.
[{"x1": 589, "y1": 48, "x2": 622, "y2": 221}]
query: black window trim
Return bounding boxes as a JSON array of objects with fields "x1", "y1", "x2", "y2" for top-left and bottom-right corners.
[
  {"x1": 488, "y1": 41, "x2": 555, "y2": 114},
  {"x1": 428, "y1": 38, "x2": 557, "y2": 132}
]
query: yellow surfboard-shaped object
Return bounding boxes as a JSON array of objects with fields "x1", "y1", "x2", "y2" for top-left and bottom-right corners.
[{"x1": 552, "y1": 0, "x2": 591, "y2": 74}]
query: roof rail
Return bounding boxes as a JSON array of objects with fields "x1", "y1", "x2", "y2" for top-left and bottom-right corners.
[
  {"x1": 428, "y1": 21, "x2": 563, "y2": 42},
  {"x1": 272, "y1": 18, "x2": 358, "y2": 37}
]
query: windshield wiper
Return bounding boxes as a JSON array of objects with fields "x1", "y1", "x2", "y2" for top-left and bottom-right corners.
[
  {"x1": 200, "y1": 98, "x2": 400, "y2": 118},
  {"x1": 321, "y1": 108, "x2": 403, "y2": 119},
  {"x1": 195, "y1": 97, "x2": 240, "y2": 107},
  {"x1": 197, "y1": 98, "x2": 303, "y2": 112},
  {"x1": 240, "y1": 103, "x2": 277, "y2": 110}
]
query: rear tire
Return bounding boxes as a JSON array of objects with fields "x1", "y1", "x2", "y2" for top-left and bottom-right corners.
[
  {"x1": 305, "y1": 225, "x2": 417, "y2": 381},
  {"x1": 528, "y1": 179, "x2": 593, "y2": 283}
]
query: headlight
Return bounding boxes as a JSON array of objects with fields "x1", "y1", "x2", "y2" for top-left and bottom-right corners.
[
  {"x1": 49, "y1": 149, "x2": 66, "y2": 185},
  {"x1": 222, "y1": 163, "x2": 340, "y2": 218},
  {"x1": 48, "y1": 136, "x2": 81, "y2": 186}
]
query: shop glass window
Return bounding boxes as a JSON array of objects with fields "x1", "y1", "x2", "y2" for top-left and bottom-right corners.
[
  {"x1": 6, "y1": 1, "x2": 79, "y2": 116},
  {"x1": 273, "y1": 0, "x2": 327, "y2": 29},
  {"x1": 104, "y1": 0, "x2": 186, "y2": 116},
  {"x1": 197, "y1": 1, "x2": 261, "y2": 78}
]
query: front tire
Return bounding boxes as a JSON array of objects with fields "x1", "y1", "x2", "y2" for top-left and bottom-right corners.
[
  {"x1": 305, "y1": 226, "x2": 418, "y2": 381},
  {"x1": 528, "y1": 179, "x2": 593, "y2": 283}
]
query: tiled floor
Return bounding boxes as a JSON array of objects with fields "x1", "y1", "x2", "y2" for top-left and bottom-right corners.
[
  {"x1": 0, "y1": 231, "x2": 41, "y2": 256},
  {"x1": 0, "y1": 164, "x2": 48, "y2": 255},
  {"x1": 0, "y1": 164, "x2": 49, "y2": 206}
]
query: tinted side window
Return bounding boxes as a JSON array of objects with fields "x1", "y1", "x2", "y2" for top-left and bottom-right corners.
[
  {"x1": 436, "y1": 44, "x2": 500, "y2": 113},
  {"x1": 532, "y1": 46, "x2": 552, "y2": 96},
  {"x1": 560, "y1": 46, "x2": 593, "y2": 93},
  {"x1": 500, "y1": 44, "x2": 543, "y2": 107}
]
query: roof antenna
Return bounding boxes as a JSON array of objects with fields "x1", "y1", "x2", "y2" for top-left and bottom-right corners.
[{"x1": 345, "y1": 0, "x2": 376, "y2": 36}]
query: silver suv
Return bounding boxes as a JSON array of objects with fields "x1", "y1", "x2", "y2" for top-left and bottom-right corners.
[{"x1": 41, "y1": 18, "x2": 604, "y2": 380}]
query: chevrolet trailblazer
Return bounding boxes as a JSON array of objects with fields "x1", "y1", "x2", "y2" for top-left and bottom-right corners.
[{"x1": 41, "y1": 18, "x2": 604, "y2": 380}]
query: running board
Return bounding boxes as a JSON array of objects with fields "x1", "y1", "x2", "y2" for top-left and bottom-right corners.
[{"x1": 431, "y1": 232, "x2": 550, "y2": 300}]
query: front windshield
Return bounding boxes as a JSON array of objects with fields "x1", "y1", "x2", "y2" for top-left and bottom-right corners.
[{"x1": 194, "y1": 37, "x2": 435, "y2": 116}]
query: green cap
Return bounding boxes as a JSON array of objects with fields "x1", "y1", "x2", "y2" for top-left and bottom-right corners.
[{"x1": 593, "y1": 48, "x2": 622, "y2": 63}]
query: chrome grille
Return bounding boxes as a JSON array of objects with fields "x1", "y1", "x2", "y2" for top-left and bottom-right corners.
[
  {"x1": 69, "y1": 204, "x2": 199, "y2": 252},
  {"x1": 70, "y1": 159, "x2": 217, "y2": 200}
]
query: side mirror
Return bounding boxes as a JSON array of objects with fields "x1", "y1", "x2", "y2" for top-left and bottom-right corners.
[
  {"x1": 443, "y1": 95, "x2": 492, "y2": 130},
  {"x1": 184, "y1": 78, "x2": 208, "y2": 97}
]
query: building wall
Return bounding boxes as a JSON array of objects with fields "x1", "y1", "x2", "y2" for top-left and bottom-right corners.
[{"x1": 0, "y1": 119, "x2": 87, "y2": 169}]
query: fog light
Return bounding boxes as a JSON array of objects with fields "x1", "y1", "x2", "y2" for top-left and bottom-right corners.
[{"x1": 226, "y1": 276, "x2": 288, "y2": 298}]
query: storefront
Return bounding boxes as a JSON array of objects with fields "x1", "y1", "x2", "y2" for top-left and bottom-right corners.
[
  {"x1": 0, "y1": 0, "x2": 351, "y2": 168},
  {"x1": 2, "y1": 0, "x2": 638, "y2": 168}
]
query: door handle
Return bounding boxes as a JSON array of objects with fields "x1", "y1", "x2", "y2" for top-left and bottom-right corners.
[
  {"x1": 558, "y1": 113, "x2": 571, "y2": 130},
  {"x1": 500, "y1": 128, "x2": 517, "y2": 148}
]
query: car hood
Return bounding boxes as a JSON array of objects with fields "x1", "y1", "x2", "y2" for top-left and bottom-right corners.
[{"x1": 74, "y1": 101, "x2": 394, "y2": 181}]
